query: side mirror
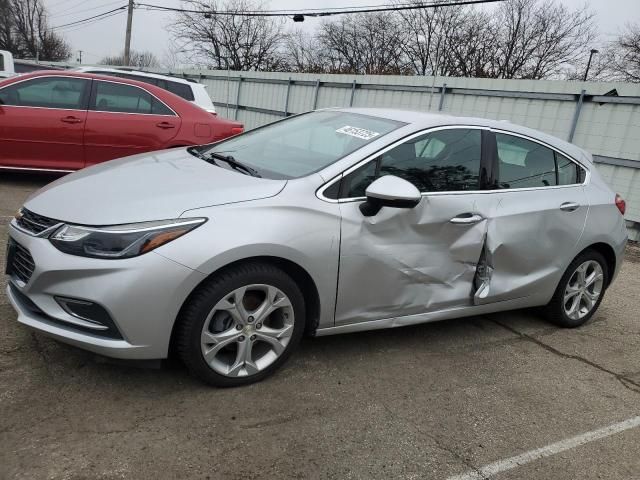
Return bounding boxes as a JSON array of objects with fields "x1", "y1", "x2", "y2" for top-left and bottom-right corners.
[{"x1": 359, "y1": 175, "x2": 422, "y2": 217}]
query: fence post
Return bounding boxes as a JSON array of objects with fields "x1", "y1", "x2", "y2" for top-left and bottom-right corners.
[
  {"x1": 438, "y1": 83, "x2": 447, "y2": 111},
  {"x1": 349, "y1": 79, "x2": 357, "y2": 107},
  {"x1": 313, "y1": 79, "x2": 321, "y2": 110},
  {"x1": 568, "y1": 89, "x2": 586, "y2": 142},
  {"x1": 284, "y1": 77, "x2": 292, "y2": 117},
  {"x1": 234, "y1": 76, "x2": 242, "y2": 120}
]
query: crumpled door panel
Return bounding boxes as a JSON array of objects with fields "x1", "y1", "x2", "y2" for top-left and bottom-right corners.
[
  {"x1": 335, "y1": 194, "x2": 495, "y2": 326},
  {"x1": 472, "y1": 186, "x2": 589, "y2": 305}
]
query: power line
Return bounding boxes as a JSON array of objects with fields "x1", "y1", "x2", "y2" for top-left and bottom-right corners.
[
  {"x1": 55, "y1": 9, "x2": 126, "y2": 33},
  {"x1": 50, "y1": 0, "x2": 97, "y2": 18},
  {"x1": 50, "y1": 0, "x2": 125, "y2": 19},
  {"x1": 48, "y1": 0, "x2": 82, "y2": 8},
  {"x1": 51, "y1": 5, "x2": 128, "y2": 30},
  {"x1": 136, "y1": 0, "x2": 506, "y2": 18}
]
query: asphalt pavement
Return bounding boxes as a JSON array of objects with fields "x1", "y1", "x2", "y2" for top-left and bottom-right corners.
[{"x1": 1, "y1": 172, "x2": 639, "y2": 480}]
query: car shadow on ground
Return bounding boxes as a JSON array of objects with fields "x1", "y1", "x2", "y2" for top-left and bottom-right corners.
[
  {"x1": 20, "y1": 308, "x2": 551, "y2": 392},
  {"x1": 0, "y1": 171, "x2": 66, "y2": 186}
]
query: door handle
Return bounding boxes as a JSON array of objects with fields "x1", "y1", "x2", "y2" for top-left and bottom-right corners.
[
  {"x1": 156, "y1": 121, "x2": 176, "y2": 129},
  {"x1": 61, "y1": 116, "x2": 83, "y2": 124},
  {"x1": 450, "y1": 213, "x2": 484, "y2": 225},
  {"x1": 560, "y1": 202, "x2": 580, "y2": 212}
]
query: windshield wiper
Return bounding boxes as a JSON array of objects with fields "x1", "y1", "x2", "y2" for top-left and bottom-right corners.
[{"x1": 198, "y1": 150, "x2": 261, "y2": 178}]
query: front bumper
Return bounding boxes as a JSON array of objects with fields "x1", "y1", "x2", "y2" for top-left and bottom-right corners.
[{"x1": 6, "y1": 222, "x2": 207, "y2": 359}]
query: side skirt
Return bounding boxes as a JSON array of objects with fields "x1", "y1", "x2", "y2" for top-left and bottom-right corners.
[{"x1": 314, "y1": 295, "x2": 545, "y2": 337}]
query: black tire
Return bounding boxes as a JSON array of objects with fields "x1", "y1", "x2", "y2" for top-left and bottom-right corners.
[
  {"x1": 544, "y1": 249, "x2": 609, "y2": 328},
  {"x1": 176, "y1": 262, "x2": 305, "y2": 387}
]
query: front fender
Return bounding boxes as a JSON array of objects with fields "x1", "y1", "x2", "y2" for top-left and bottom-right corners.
[{"x1": 155, "y1": 194, "x2": 342, "y2": 329}]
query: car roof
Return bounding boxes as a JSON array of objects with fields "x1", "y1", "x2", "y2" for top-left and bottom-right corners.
[
  {"x1": 2, "y1": 70, "x2": 205, "y2": 112},
  {"x1": 334, "y1": 107, "x2": 591, "y2": 164},
  {"x1": 75, "y1": 67, "x2": 199, "y2": 86},
  {"x1": 8, "y1": 69, "x2": 169, "y2": 91}
]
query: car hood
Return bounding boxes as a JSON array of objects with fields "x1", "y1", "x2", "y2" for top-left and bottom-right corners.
[{"x1": 24, "y1": 149, "x2": 287, "y2": 225}]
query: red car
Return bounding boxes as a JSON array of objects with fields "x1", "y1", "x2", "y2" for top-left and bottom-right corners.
[{"x1": 0, "y1": 71, "x2": 243, "y2": 172}]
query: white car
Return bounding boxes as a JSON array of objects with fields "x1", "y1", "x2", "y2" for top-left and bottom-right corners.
[
  {"x1": 0, "y1": 50, "x2": 16, "y2": 78},
  {"x1": 74, "y1": 66, "x2": 216, "y2": 114}
]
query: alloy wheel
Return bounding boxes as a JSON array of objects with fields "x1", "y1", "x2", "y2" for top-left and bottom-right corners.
[
  {"x1": 200, "y1": 284, "x2": 295, "y2": 377},
  {"x1": 563, "y1": 260, "x2": 604, "y2": 321}
]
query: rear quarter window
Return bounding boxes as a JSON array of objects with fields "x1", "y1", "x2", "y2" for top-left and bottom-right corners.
[{"x1": 167, "y1": 81, "x2": 194, "y2": 101}]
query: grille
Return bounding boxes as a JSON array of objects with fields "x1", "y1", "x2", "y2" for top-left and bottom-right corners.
[
  {"x1": 17, "y1": 208, "x2": 60, "y2": 235},
  {"x1": 8, "y1": 239, "x2": 35, "y2": 284}
]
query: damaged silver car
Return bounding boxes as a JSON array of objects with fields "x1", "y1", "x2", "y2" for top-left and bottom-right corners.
[{"x1": 6, "y1": 108, "x2": 628, "y2": 386}]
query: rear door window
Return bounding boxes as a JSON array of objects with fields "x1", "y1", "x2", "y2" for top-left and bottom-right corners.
[
  {"x1": 0, "y1": 77, "x2": 88, "y2": 109},
  {"x1": 495, "y1": 133, "x2": 585, "y2": 189},
  {"x1": 495, "y1": 133, "x2": 556, "y2": 188},
  {"x1": 91, "y1": 80, "x2": 174, "y2": 115}
]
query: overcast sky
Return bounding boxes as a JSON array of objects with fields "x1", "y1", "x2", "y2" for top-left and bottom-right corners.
[{"x1": 44, "y1": 0, "x2": 640, "y2": 64}]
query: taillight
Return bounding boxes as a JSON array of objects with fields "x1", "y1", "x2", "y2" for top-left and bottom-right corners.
[
  {"x1": 615, "y1": 194, "x2": 626, "y2": 215},
  {"x1": 231, "y1": 127, "x2": 244, "y2": 136}
]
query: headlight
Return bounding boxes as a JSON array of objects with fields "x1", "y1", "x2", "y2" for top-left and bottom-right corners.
[{"x1": 49, "y1": 218, "x2": 206, "y2": 259}]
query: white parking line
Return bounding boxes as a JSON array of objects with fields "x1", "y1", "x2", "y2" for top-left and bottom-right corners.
[{"x1": 447, "y1": 416, "x2": 640, "y2": 480}]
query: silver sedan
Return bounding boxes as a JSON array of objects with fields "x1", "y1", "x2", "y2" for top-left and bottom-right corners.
[{"x1": 6, "y1": 108, "x2": 628, "y2": 386}]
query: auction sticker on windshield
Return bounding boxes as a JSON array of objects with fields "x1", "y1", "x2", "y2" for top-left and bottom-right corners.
[{"x1": 336, "y1": 125, "x2": 380, "y2": 141}]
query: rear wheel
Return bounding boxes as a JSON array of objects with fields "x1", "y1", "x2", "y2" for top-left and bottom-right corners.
[
  {"x1": 176, "y1": 263, "x2": 305, "y2": 387},
  {"x1": 544, "y1": 250, "x2": 608, "y2": 328}
]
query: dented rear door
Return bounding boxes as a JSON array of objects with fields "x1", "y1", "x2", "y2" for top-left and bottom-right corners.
[{"x1": 472, "y1": 130, "x2": 589, "y2": 305}]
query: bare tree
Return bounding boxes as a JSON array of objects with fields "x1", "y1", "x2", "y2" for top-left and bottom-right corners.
[
  {"x1": 401, "y1": 0, "x2": 596, "y2": 79},
  {"x1": 0, "y1": 0, "x2": 18, "y2": 55},
  {"x1": 160, "y1": 44, "x2": 187, "y2": 70},
  {"x1": 100, "y1": 50, "x2": 160, "y2": 68},
  {"x1": 282, "y1": 29, "x2": 326, "y2": 73},
  {"x1": 0, "y1": 0, "x2": 70, "y2": 61},
  {"x1": 169, "y1": 0, "x2": 285, "y2": 71},
  {"x1": 438, "y1": 10, "x2": 498, "y2": 77},
  {"x1": 492, "y1": 0, "x2": 596, "y2": 79},
  {"x1": 396, "y1": 0, "x2": 469, "y2": 76},
  {"x1": 318, "y1": 12, "x2": 407, "y2": 74},
  {"x1": 608, "y1": 23, "x2": 640, "y2": 82}
]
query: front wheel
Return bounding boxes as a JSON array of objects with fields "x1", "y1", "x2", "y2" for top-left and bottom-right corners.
[
  {"x1": 544, "y1": 250, "x2": 608, "y2": 328},
  {"x1": 176, "y1": 263, "x2": 305, "y2": 387}
]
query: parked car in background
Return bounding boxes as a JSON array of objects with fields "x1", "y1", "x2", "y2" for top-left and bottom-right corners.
[
  {"x1": 5, "y1": 109, "x2": 627, "y2": 387},
  {"x1": 14, "y1": 60, "x2": 63, "y2": 74},
  {"x1": 75, "y1": 66, "x2": 217, "y2": 114},
  {"x1": 0, "y1": 50, "x2": 16, "y2": 78},
  {"x1": 0, "y1": 71, "x2": 243, "y2": 172}
]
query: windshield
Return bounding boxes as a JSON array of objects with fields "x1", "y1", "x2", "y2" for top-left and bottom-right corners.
[{"x1": 195, "y1": 111, "x2": 406, "y2": 179}]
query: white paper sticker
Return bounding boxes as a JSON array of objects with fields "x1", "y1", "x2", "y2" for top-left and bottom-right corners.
[{"x1": 336, "y1": 125, "x2": 380, "y2": 141}]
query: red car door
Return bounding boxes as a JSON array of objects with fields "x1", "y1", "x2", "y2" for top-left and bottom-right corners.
[
  {"x1": 0, "y1": 76, "x2": 89, "y2": 170},
  {"x1": 84, "y1": 80, "x2": 181, "y2": 166}
]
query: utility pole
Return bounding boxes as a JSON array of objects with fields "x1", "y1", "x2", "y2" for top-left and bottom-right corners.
[
  {"x1": 77, "y1": 50, "x2": 83, "y2": 64},
  {"x1": 124, "y1": 0, "x2": 134, "y2": 66}
]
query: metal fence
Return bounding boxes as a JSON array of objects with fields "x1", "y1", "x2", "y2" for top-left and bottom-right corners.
[
  {"x1": 159, "y1": 69, "x2": 639, "y2": 236},
  {"x1": 26, "y1": 62, "x2": 640, "y2": 237}
]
